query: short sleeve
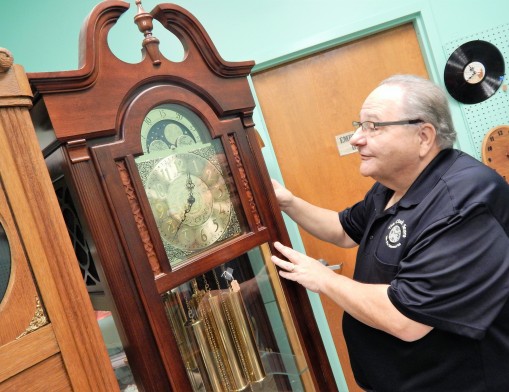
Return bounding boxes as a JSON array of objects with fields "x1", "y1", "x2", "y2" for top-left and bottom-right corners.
[
  {"x1": 388, "y1": 204, "x2": 509, "y2": 339},
  {"x1": 340, "y1": 184, "x2": 380, "y2": 244}
]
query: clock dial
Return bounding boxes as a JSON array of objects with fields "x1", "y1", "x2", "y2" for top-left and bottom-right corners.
[
  {"x1": 141, "y1": 104, "x2": 202, "y2": 154},
  {"x1": 135, "y1": 103, "x2": 245, "y2": 266},
  {"x1": 145, "y1": 152, "x2": 232, "y2": 251},
  {"x1": 482, "y1": 125, "x2": 509, "y2": 182}
]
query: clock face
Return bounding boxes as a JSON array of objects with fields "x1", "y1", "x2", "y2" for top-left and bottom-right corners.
[
  {"x1": 144, "y1": 153, "x2": 232, "y2": 251},
  {"x1": 135, "y1": 104, "x2": 244, "y2": 266},
  {"x1": 482, "y1": 125, "x2": 509, "y2": 182}
]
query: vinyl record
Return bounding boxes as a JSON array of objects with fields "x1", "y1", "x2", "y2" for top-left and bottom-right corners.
[{"x1": 444, "y1": 40, "x2": 505, "y2": 104}]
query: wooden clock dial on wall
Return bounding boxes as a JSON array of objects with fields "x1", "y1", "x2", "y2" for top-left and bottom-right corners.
[
  {"x1": 28, "y1": 1, "x2": 336, "y2": 391},
  {"x1": 482, "y1": 125, "x2": 509, "y2": 181}
]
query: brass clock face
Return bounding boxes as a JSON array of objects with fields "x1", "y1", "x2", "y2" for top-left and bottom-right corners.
[
  {"x1": 145, "y1": 152, "x2": 232, "y2": 251},
  {"x1": 482, "y1": 125, "x2": 509, "y2": 182},
  {"x1": 135, "y1": 103, "x2": 244, "y2": 266}
]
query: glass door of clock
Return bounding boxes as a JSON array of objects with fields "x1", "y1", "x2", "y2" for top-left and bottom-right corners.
[
  {"x1": 0, "y1": 222, "x2": 11, "y2": 304},
  {"x1": 162, "y1": 243, "x2": 314, "y2": 392}
]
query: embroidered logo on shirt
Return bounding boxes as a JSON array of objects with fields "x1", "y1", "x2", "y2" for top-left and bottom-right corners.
[{"x1": 385, "y1": 219, "x2": 407, "y2": 248}]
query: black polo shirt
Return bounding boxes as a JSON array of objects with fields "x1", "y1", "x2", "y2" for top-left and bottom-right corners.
[{"x1": 339, "y1": 149, "x2": 509, "y2": 392}]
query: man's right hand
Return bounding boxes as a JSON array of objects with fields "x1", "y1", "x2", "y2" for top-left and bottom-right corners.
[{"x1": 271, "y1": 178, "x2": 293, "y2": 210}]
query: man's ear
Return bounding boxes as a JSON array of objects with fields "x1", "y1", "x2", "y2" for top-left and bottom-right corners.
[{"x1": 418, "y1": 123, "x2": 438, "y2": 157}]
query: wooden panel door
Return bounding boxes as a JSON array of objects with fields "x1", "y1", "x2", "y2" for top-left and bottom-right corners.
[
  {"x1": 0, "y1": 53, "x2": 118, "y2": 391},
  {"x1": 252, "y1": 23, "x2": 428, "y2": 391}
]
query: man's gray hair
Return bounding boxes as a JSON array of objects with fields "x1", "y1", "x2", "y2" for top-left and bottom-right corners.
[{"x1": 379, "y1": 74, "x2": 456, "y2": 149}]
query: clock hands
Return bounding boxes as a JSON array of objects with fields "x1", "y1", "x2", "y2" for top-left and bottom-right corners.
[
  {"x1": 185, "y1": 171, "x2": 196, "y2": 207},
  {"x1": 146, "y1": 151, "x2": 233, "y2": 252},
  {"x1": 173, "y1": 172, "x2": 196, "y2": 239}
]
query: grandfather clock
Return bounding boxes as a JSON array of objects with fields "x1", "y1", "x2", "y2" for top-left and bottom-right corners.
[
  {"x1": 28, "y1": 1, "x2": 336, "y2": 391},
  {"x1": 0, "y1": 49, "x2": 118, "y2": 390}
]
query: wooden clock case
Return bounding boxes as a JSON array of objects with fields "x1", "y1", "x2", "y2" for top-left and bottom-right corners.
[
  {"x1": 0, "y1": 50, "x2": 119, "y2": 390},
  {"x1": 27, "y1": 1, "x2": 336, "y2": 391}
]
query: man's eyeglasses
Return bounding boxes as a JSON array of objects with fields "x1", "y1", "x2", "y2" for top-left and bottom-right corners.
[{"x1": 352, "y1": 119, "x2": 424, "y2": 133}]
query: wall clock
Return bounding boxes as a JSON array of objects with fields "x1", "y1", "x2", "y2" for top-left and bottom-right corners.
[
  {"x1": 28, "y1": 1, "x2": 336, "y2": 391},
  {"x1": 482, "y1": 125, "x2": 509, "y2": 181}
]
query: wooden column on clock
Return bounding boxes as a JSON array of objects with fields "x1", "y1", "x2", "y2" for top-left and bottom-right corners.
[{"x1": 28, "y1": 1, "x2": 336, "y2": 391}]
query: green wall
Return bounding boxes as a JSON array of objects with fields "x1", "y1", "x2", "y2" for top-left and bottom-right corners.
[{"x1": 1, "y1": 1, "x2": 508, "y2": 390}]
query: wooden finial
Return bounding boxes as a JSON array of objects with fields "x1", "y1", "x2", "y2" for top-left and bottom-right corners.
[
  {"x1": 134, "y1": 0, "x2": 161, "y2": 66},
  {"x1": 0, "y1": 48, "x2": 14, "y2": 73}
]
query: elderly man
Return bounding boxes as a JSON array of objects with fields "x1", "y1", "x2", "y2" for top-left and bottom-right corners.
[{"x1": 271, "y1": 74, "x2": 509, "y2": 391}]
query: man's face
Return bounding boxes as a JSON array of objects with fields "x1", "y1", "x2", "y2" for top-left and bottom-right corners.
[{"x1": 350, "y1": 84, "x2": 423, "y2": 186}]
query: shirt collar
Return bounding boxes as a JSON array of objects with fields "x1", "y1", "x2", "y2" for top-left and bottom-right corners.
[{"x1": 374, "y1": 149, "x2": 461, "y2": 210}]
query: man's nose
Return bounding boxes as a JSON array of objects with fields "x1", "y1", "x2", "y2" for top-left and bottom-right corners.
[{"x1": 350, "y1": 126, "x2": 365, "y2": 146}]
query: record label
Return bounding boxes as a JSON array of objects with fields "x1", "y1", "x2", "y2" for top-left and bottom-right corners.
[
  {"x1": 463, "y1": 61, "x2": 485, "y2": 84},
  {"x1": 444, "y1": 40, "x2": 505, "y2": 104}
]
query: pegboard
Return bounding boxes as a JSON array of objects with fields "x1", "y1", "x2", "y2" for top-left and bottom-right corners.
[{"x1": 444, "y1": 23, "x2": 509, "y2": 160}]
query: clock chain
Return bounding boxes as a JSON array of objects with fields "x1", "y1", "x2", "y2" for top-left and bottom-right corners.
[
  {"x1": 196, "y1": 277, "x2": 233, "y2": 391},
  {"x1": 180, "y1": 285, "x2": 217, "y2": 392},
  {"x1": 225, "y1": 281, "x2": 266, "y2": 385},
  {"x1": 162, "y1": 290, "x2": 201, "y2": 388},
  {"x1": 213, "y1": 269, "x2": 254, "y2": 390},
  {"x1": 164, "y1": 268, "x2": 266, "y2": 391}
]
